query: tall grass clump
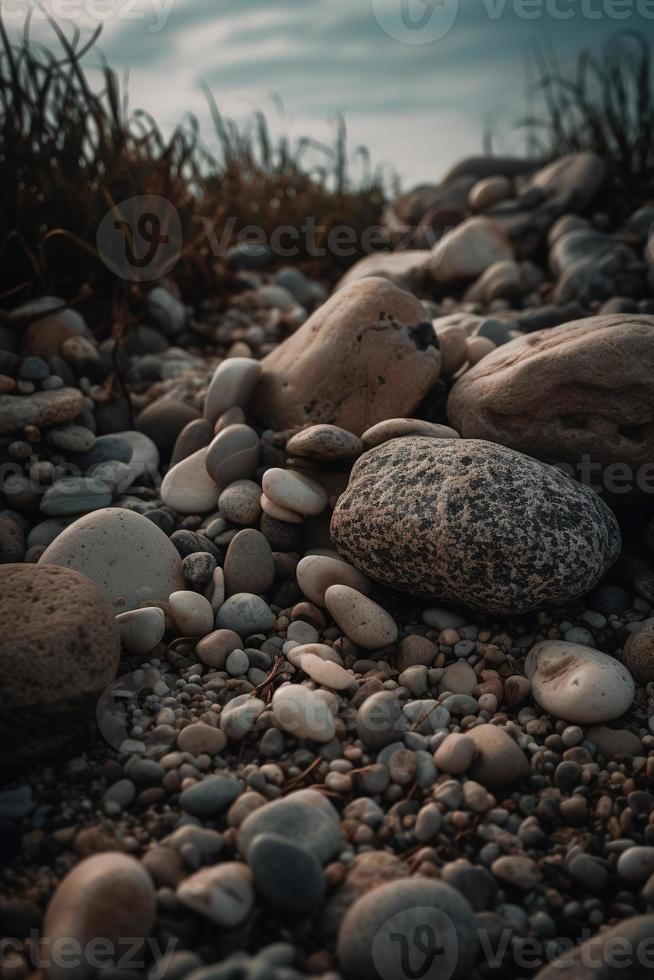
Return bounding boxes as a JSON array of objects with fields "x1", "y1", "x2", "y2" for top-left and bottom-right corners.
[
  {"x1": 518, "y1": 31, "x2": 654, "y2": 189},
  {"x1": 0, "y1": 15, "x2": 388, "y2": 327}
]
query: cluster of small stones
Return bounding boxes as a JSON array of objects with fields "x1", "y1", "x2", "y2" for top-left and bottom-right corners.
[{"x1": 1, "y1": 153, "x2": 654, "y2": 980}]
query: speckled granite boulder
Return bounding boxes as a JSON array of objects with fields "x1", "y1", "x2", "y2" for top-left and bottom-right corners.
[
  {"x1": 448, "y1": 315, "x2": 654, "y2": 483},
  {"x1": 0, "y1": 564, "x2": 120, "y2": 764},
  {"x1": 331, "y1": 438, "x2": 620, "y2": 615},
  {"x1": 253, "y1": 277, "x2": 441, "y2": 436}
]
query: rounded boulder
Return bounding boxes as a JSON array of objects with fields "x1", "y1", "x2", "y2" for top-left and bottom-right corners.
[{"x1": 331, "y1": 437, "x2": 620, "y2": 615}]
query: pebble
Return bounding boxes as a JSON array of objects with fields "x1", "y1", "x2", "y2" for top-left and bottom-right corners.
[
  {"x1": 286, "y1": 424, "x2": 363, "y2": 460},
  {"x1": 169, "y1": 591, "x2": 214, "y2": 637},
  {"x1": 248, "y1": 833, "x2": 326, "y2": 913},
  {"x1": 491, "y1": 855, "x2": 542, "y2": 889},
  {"x1": 225, "y1": 648, "x2": 250, "y2": 676},
  {"x1": 361, "y1": 418, "x2": 460, "y2": 448},
  {"x1": 466, "y1": 724, "x2": 530, "y2": 789},
  {"x1": 262, "y1": 467, "x2": 328, "y2": 516},
  {"x1": 204, "y1": 357, "x2": 262, "y2": 425},
  {"x1": 196, "y1": 629, "x2": 242, "y2": 669},
  {"x1": 177, "y1": 722, "x2": 227, "y2": 756},
  {"x1": 223, "y1": 529, "x2": 275, "y2": 596},
  {"x1": 182, "y1": 551, "x2": 216, "y2": 587},
  {"x1": 40, "y1": 477, "x2": 112, "y2": 516},
  {"x1": 297, "y1": 651, "x2": 354, "y2": 690},
  {"x1": 337, "y1": 877, "x2": 478, "y2": 980},
  {"x1": 525, "y1": 640, "x2": 635, "y2": 723},
  {"x1": 325, "y1": 585, "x2": 398, "y2": 650},
  {"x1": 180, "y1": 774, "x2": 242, "y2": 818},
  {"x1": 623, "y1": 618, "x2": 654, "y2": 683},
  {"x1": 439, "y1": 660, "x2": 477, "y2": 696},
  {"x1": 177, "y1": 862, "x2": 254, "y2": 927},
  {"x1": 219, "y1": 480, "x2": 262, "y2": 525},
  {"x1": 116, "y1": 607, "x2": 165, "y2": 655},
  {"x1": 220, "y1": 695, "x2": 266, "y2": 740},
  {"x1": 617, "y1": 846, "x2": 654, "y2": 884},
  {"x1": 296, "y1": 554, "x2": 370, "y2": 607},
  {"x1": 0, "y1": 387, "x2": 85, "y2": 434},
  {"x1": 434, "y1": 733, "x2": 477, "y2": 774},
  {"x1": 272, "y1": 684, "x2": 336, "y2": 742},
  {"x1": 161, "y1": 447, "x2": 220, "y2": 514},
  {"x1": 260, "y1": 492, "x2": 303, "y2": 523},
  {"x1": 205, "y1": 423, "x2": 260, "y2": 485},
  {"x1": 356, "y1": 691, "x2": 407, "y2": 750},
  {"x1": 216, "y1": 593, "x2": 274, "y2": 636},
  {"x1": 45, "y1": 424, "x2": 96, "y2": 453},
  {"x1": 238, "y1": 789, "x2": 342, "y2": 864},
  {"x1": 42, "y1": 854, "x2": 155, "y2": 980},
  {"x1": 40, "y1": 507, "x2": 184, "y2": 612}
]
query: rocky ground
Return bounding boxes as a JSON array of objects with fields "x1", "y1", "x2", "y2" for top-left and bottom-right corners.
[{"x1": 2, "y1": 151, "x2": 654, "y2": 980}]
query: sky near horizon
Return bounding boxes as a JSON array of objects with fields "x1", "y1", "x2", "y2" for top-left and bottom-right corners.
[{"x1": 6, "y1": 0, "x2": 654, "y2": 186}]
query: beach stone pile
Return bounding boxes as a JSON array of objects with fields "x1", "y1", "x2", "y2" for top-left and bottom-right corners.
[{"x1": 1, "y1": 150, "x2": 654, "y2": 980}]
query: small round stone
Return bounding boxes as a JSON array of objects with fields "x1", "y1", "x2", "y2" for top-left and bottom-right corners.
[
  {"x1": 296, "y1": 554, "x2": 370, "y2": 607},
  {"x1": 116, "y1": 606, "x2": 165, "y2": 655},
  {"x1": 40, "y1": 477, "x2": 112, "y2": 516},
  {"x1": 180, "y1": 774, "x2": 242, "y2": 818},
  {"x1": 177, "y1": 862, "x2": 254, "y2": 927},
  {"x1": 204, "y1": 357, "x2": 262, "y2": 426},
  {"x1": 205, "y1": 424, "x2": 260, "y2": 485},
  {"x1": 225, "y1": 649, "x2": 249, "y2": 677},
  {"x1": 161, "y1": 447, "x2": 220, "y2": 515},
  {"x1": 216, "y1": 593, "x2": 274, "y2": 636},
  {"x1": 465, "y1": 724, "x2": 530, "y2": 789},
  {"x1": 325, "y1": 585, "x2": 398, "y2": 650},
  {"x1": 286, "y1": 424, "x2": 363, "y2": 460},
  {"x1": 223, "y1": 529, "x2": 275, "y2": 596},
  {"x1": 196, "y1": 629, "x2": 243, "y2": 669},
  {"x1": 182, "y1": 551, "x2": 217, "y2": 587},
  {"x1": 219, "y1": 480, "x2": 262, "y2": 525},
  {"x1": 525, "y1": 640, "x2": 635, "y2": 723},
  {"x1": 272, "y1": 684, "x2": 336, "y2": 742},
  {"x1": 623, "y1": 619, "x2": 654, "y2": 684},
  {"x1": 169, "y1": 591, "x2": 214, "y2": 637},
  {"x1": 248, "y1": 833, "x2": 326, "y2": 913},
  {"x1": 262, "y1": 468, "x2": 328, "y2": 516},
  {"x1": 177, "y1": 723, "x2": 227, "y2": 756},
  {"x1": 617, "y1": 846, "x2": 654, "y2": 884},
  {"x1": 361, "y1": 418, "x2": 460, "y2": 448},
  {"x1": 434, "y1": 733, "x2": 476, "y2": 774}
]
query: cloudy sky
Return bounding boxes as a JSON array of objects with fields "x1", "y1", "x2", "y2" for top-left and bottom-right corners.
[{"x1": 8, "y1": 0, "x2": 654, "y2": 186}]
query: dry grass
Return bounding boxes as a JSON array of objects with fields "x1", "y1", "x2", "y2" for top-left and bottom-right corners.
[
  {"x1": 0, "y1": 14, "x2": 387, "y2": 329},
  {"x1": 518, "y1": 31, "x2": 654, "y2": 188}
]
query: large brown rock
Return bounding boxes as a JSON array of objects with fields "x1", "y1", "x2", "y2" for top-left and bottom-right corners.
[
  {"x1": 0, "y1": 564, "x2": 120, "y2": 764},
  {"x1": 331, "y1": 437, "x2": 620, "y2": 615},
  {"x1": 448, "y1": 315, "x2": 654, "y2": 483},
  {"x1": 253, "y1": 277, "x2": 440, "y2": 436}
]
